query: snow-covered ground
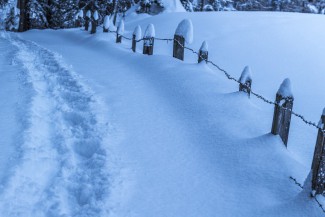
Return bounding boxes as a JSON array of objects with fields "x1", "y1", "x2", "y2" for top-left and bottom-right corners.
[{"x1": 0, "y1": 11, "x2": 325, "y2": 216}]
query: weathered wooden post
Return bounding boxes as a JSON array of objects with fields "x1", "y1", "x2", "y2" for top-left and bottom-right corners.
[
  {"x1": 271, "y1": 78, "x2": 294, "y2": 146},
  {"x1": 143, "y1": 24, "x2": 155, "y2": 55},
  {"x1": 85, "y1": 10, "x2": 91, "y2": 31},
  {"x1": 103, "y1": 15, "x2": 110, "y2": 32},
  {"x1": 173, "y1": 19, "x2": 193, "y2": 61},
  {"x1": 116, "y1": 20, "x2": 124, "y2": 43},
  {"x1": 132, "y1": 25, "x2": 142, "y2": 52},
  {"x1": 238, "y1": 66, "x2": 252, "y2": 97},
  {"x1": 90, "y1": 10, "x2": 98, "y2": 34},
  {"x1": 198, "y1": 41, "x2": 208, "y2": 63},
  {"x1": 311, "y1": 108, "x2": 325, "y2": 196}
]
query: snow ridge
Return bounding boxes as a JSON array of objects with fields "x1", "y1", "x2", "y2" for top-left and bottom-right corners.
[{"x1": 0, "y1": 35, "x2": 111, "y2": 217}]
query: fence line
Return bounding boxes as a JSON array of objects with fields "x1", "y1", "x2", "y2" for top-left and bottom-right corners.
[
  {"x1": 94, "y1": 19, "x2": 325, "y2": 198},
  {"x1": 101, "y1": 25, "x2": 322, "y2": 133}
]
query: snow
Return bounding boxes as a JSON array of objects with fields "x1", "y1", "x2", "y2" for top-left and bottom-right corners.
[
  {"x1": 239, "y1": 65, "x2": 252, "y2": 84},
  {"x1": 175, "y1": 19, "x2": 193, "y2": 44},
  {"x1": 162, "y1": 0, "x2": 186, "y2": 12},
  {"x1": 109, "y1": 16, "x2": 117, "y2": 31},
  {"x1": 200, "y1": 40, "x2": 208, "y2": 52},
  {"x1": 133, "y1": 25, "x2": 142, "y2": 40},
  {"x1": 78, "y1": 10, "x2": 84, "y2": 18},
  {"x1": 144, "y1": 23, "x2": 155, "y2": 38},
  {"x1": 86, "y1": 10, "x2": 91, "y2": 18},
  {"x1": 93, "y1": 10, "x2": 99, "y2": 21},
  {"x1": 1, "y1": 11, "x2": 325, "y2": 217},
  {"x1": 117, "y1": 20, "x2": 125, "y2": 35},
  {"x1": 277, "y1": 78, "x2": 293, "y2": 98},
  {"x1": 104, "y1": 15, "x2": 110, "y2": 29}
]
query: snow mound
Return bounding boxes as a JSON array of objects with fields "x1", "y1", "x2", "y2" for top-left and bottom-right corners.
[
  {"x1": 118, "y1": 20, "x2": 125, "y2": 35},
  {"x1": 277, "y1": 78, "x2": 293, "y2": 98},
  {"x1": 239, "y1": 66, "x2": 252, "y2": 84},
  {"x1": 200, "y1": 41, "x2": 208, "y2": 52},
  {"x1": 175, "y1": 19, "x2": 193, "y2": 44},
  {"x1": 104, "y1": 15, "x2": 110, "y2": 29},
  {"x1": 144, "y1": 24, "x2": 155, "y2": 38},
  {"x1": 109, "y1": 17, "x2": 117, "y2": 31},
  {"x1": 133, "y1": 25, "x2": 142, "y2": 40}
]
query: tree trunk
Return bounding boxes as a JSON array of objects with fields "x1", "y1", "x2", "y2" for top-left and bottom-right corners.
[{"x1": 18, "y1": 0, "x2": 29, "y2": 32}]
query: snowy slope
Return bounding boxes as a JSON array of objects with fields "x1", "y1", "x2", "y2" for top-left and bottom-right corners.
[{"x1": 0, "y1": 11, "x2": 325, "y2": 216}]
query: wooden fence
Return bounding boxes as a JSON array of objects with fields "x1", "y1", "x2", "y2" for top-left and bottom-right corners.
[{"x1": 82, "y1": 12, "x2": 325, "y2": 197}]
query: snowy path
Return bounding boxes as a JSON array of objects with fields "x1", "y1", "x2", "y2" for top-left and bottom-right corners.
[{"x1": 0, "y1": 33, "x2": 111, "y2": 216}]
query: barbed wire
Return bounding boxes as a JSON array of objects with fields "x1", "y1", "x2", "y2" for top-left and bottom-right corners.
[
  {"x1": 289, "y1": 176, "x2": 325, "y2": 213},
  {"x1": 92, "y1": 26, "x2": 324, "y2": 133}
]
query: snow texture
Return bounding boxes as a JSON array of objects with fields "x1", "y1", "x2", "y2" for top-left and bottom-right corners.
[
  {"x1": 109, "y1": 17, "x2": 117, "y2": 31},
  {"x1": 277, "y1": 78, "x2": 293, "y2": 98},
  {"x1": 117, "y1": 20, "x2": 125, "y2": 35},
  {"x1": 239, "y1": 66, "x2": 252, "y2": 84},
  {"x1": 200, "y1": 40, "x2": 208, "y2": 52},
  {"x1": 144, "y1": 24, "x2": 155, "y2": 38},
  {"x1": 78, "y1": 10, "x2": 84, "y2": 18},
  {"x1": 175, "y1": 19, "x2": 193, "y2": 44},
  {"x1": 133, "y1": 25, "x2": 142, "y2": 40},
  {"x1": 104, "y1": 15, "x2": 110, "y2": 29},
  {"x1": 86, "y1": 10, "x2": 91, "y2": 18},
  {"x1": 93, "y1": 10, "x2": 99, "y2": 21}
]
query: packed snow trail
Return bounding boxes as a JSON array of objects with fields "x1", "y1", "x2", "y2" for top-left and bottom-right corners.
[{"x1": 0, "y1": 33, "x2": 112, "y2": 217}]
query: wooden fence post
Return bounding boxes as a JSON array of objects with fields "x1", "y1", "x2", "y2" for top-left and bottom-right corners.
[
  {"x1": 198, "y1": 41, "x2": 208, "y2": 63},
  {"x1": 116, "y1": 20, "x2": 124, "y2": 43},
  {"x1": 132, "y1": 25, "x2": 142, "y2": 53},
  {"x1": 238, "y1": 66, "x2": 252, "y2": 97},
  {"x1": 311, "y1": 108, "x2": 325, "y2": 196},
  {"x1": 271, "y1": 78, "x2": 294, "y2": 146},
  {"x1": 173, "y1": 19, "x2": 193, "y2": 61},
  {"x1": 85, "y1": 10, "x2": 91, "y2": 31},
  {"x1": 173, "y1": 35, "x2": 185, "y2": 60},
  {"x1": 143, "y1": 24, "x2": 155, "y2": 55}
]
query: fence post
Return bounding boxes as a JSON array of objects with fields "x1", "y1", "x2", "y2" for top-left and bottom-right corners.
[
  {"x1": 85, "y1": 10, "x2": 91, "y2": 31},
  {"x1": 90, "y1": 10, "x2": 98, "y2": 34},
  {"x1": 116, "y1": 20, "x2": 124, "y2": 43},
  {"x1": 238, "y1": 66, "x2": 252, "y2": 97},
  {"x1": 103, "y1": 15, "x2": 109, "y2": 32},
  {"x1": 271, "y1": 78, "x2": 294, "y2": 146},
  {"x1": 173, "y1": 35, "x2": 185, "y2": 60},
  {"x1": 173, "y1": 19, "x2": 193, "y2": 61},
  {"x1": 311, "y1": 108, "x2": 325, "y2": 196},
  {"x1": 198, "y1": 41, "x2": 208, "y2": 63},
  {"x1": 143, "y1": 24, "x2": 155, "y2": 55},
  {"x1": 132, "y1": 25, "x2": 142, "y2": 53}
]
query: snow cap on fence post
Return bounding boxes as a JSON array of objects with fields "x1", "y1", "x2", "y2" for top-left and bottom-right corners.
[
  {"x1": 143, "y1": 24, "x2": 155, "y2": 55},
  {"x1": 116, "y1": 20, "x2": 124, "y2": 43},
  {"x1": 132, "y1": 25, "x2": 142, "y2": 52},
  {"x1": 271, "y1": 78, "x2": 294, "y2": 147},
  {"x1": 78, "y1": 10, "x2": 84, "y2": 18},
  {"x1": 198, "y1": 41, "x2": 208, "y2": 63},
  {"x1": 173, "y1": 19, "x2": 193, "y2": 61},
  {"x1": 311, "y1": 107, "x2": 325, "y2": 196},
  {"x1": 277, "y1": 78, "x2": 294, "y2": 99},
  {"x1": 76, "y1": 10, "x2": 84, "y2": 27},
  {"x1": 175, "y1": 19, "x2": 194, "y2": 44},
  {"x1": 103, "y1": 15, "x2": 110, "y2": 32},
  {"x1": 238, "y1": 66, "x2": 252, "y2": 97}
]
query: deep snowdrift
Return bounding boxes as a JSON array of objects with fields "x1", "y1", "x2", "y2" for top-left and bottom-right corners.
[{"x1": 0, "y1": 11, "x2": 325, "y2": 217}]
